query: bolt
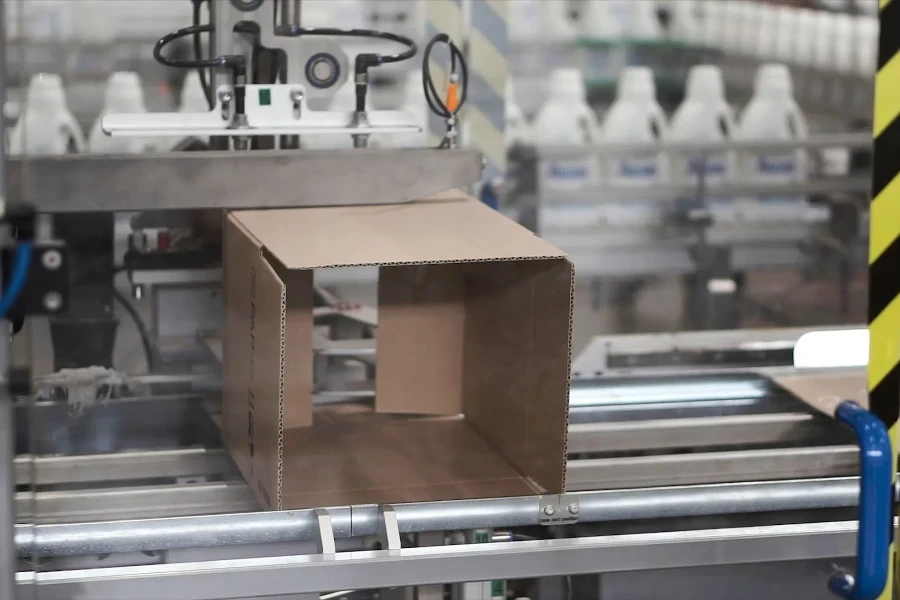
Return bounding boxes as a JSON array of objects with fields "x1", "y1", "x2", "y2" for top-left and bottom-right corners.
[
  {"x1": 543, "y1": 505, "x2": 556, "y2": 516},
  {"x1": 41, "y1": 249, "x2": 62, "y2": 271},
  {"x1": 218, "y1": 90, "x2": 233, "y2": 104},
  {"x1": 290, "y1": 89, "x2": 304, "y2": 103},
  {"x1": 42, "y1": 291, "x2": 63, "y2": 313},
  {"x1": 568, "y1": 503, "x2": 580, "y2": 515}
]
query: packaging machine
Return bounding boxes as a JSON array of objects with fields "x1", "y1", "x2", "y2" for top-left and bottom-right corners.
[{"x1": 1, "y1": 2, "x2": 896, "y2": 600}]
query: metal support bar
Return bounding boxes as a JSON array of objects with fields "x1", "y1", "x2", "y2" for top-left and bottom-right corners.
[
  {"x1": 15, "y1": 521, "x2": 863, "y2": 600},
  {"x1": 15, "y1": 448, "x2": 236, "y2": 486},
  {"x1": 544, "y1": 177, "x2": 871, "y2": 204},
  {"x1": 6, "y1": 149, "x2": 483, "y2": 213},
  {"x1": 566, "y1": 446, "x2": 860, "y2": 491},
  {"x1": 16, "y1": 477, "x2": 865, "y2": 557},
  {"x1": 313, "y1": 509, "x2": 336, "y2": 556},
  {"x1": 15, "y1": 482, "x2": 258, "y2": 523},
  {"x1": 536, "y1": 132, "x2": 873, "y2": 158},
  {"x1": 567, "y1": 413, "x2": 825, "y2": 453}
]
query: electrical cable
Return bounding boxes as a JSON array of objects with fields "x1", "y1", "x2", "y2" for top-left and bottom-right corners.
[
  {"x1": 113, "y1": 287, "x2": 156, "y2": 372},
  {"x1": 190, "y1": 0, "x2": 214, "y2": 110},
  {"x1": 275, "y1": 25, "x2": 417, "y2": 64},
  {"x1": 153, "y1": 23, "x2": 246, "y2": 73},
  {"x1": 0, "y1": 242, "x2": 33, "y2": 320},
  {"x1": 422, "y1": 33, "x2": 468, "y2": 148}
]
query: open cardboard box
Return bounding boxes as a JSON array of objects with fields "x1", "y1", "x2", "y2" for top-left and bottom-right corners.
[{"x1": 222, "y1": 192, "x2": 574, "y2": 510}]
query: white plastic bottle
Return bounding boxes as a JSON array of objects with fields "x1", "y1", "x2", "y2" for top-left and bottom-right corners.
[
  {"x1": 668, "y1": 65, "x2": 737, "y2": 222},
  {"x1": 534, "y1": 68, "x2": 602, "y2": 191},
  {"x1": 505, "y1": 79, "x2": 533, "y2": 148},
  {"x1": 9, "y1": 73, "x2": 85, "y2": 155},
  {"x1": 602, "y1": 67, "x2": 668, "y2": 229},
  {"x1": 735, "y1": 64, "x2": 811, "y2": 223},
  {"x1": 89, "y1": 72, "x2": 158, "y2": 154}
]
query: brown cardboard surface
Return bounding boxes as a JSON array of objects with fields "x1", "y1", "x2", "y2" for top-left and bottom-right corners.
[
  {"x1": 774, "y1": 371, "x2": 867, "y2": 416},
  {"x1": 376, "y1": 265, "x2": 467, "y2": 415},
  {"x1": 231, "y1": 198, "x2": 565, "y2": 269},
  {"x1": 223, "y1": 196, "x2": 573, "y2": 511},
  {"x1": 223, "y1": 216, "x2": 285, "y2": 509},
  {"x1": 280, "y1": 414, "x2": 537, "y2": 508}
]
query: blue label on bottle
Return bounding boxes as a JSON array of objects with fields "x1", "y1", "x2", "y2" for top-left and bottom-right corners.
[
  {"x1": 687, "y1": 158, "x2": 727, "y2": 177},
  {"x1": 758, "y1": 155, "x2": 796, "y2": 175},
  {"x1": 548, "y1": 162, "x2": 589, "y2": 180},
  {"x1": 619, "y1": 160, "x2": 657, "y2": 178}
]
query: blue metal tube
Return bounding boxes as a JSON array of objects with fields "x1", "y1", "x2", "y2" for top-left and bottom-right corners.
[{"x1": 828, "y1": 401, "x2": 893, "y2": 600}]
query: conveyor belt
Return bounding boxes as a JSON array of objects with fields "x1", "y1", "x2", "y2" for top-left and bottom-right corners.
[{"x1": 15, "y1": 371, "x2": 860, "y2": 524}]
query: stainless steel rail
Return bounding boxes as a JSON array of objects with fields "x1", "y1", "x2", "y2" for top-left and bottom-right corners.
[
  {"x1": 568, "y1": 412, "x2": 825, "y2": 452},
  {"x1": 14, "y1": 448, "x2": 235, "y2": 486},
  {"x1": 15, "y1": 521, "x2": 862, "y2": 600},
  {"x1": 567, "y1": 446, "x2": 859, "y2": 491},
  {"x1": 543, "y1": 176, "x2": 871, "y2": 203},
  {"x1": 16, "y1": 477, "x2": 863, "y2": 557}
]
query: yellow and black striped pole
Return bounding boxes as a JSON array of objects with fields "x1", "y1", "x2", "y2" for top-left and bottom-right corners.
[{"x1": 870, "y1": 1, "x2": 899, "y2": 598}]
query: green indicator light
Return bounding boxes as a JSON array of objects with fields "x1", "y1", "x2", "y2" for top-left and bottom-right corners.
[{"x1": 259, "y1": 88, "x2": 271, "y2": 106}]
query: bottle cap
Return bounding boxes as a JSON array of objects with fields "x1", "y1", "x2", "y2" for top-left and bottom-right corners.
[
  {"x1": 549, "y1": 68, "x2": 586, "y2": 101},
  {"x1": 25, "y1": 73, "x2": 67, "y2": 111},
  {"x1": 105, "y1": 71, "x2": 146, "y2": 113},
  {"x1": 754, "y1": 63, "x2": 793, "y2": 98},
  {"x1": 684, "y1": 65, "x2": 725, "y2": 101},
  {"x1": 617, "y1": 66, "x2": 656, "y2": 103}
]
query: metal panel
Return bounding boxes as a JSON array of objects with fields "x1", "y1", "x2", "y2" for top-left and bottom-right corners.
[
  {"x1": 568, "y1": 413, "x2": 826, "y2": 453},
  {"x1": 566, "y1": 447, "x2": 860, "y2": 491},
  {"x1": 7, "y1": 149, "x2": 483, "y2": 213},
  {"x1": 15, "y1": 521, "x2": 861, "y2": 599}
]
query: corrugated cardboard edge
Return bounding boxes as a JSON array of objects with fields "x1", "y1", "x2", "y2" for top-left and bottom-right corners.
[
  {"x1": 275, "y1": 274, "x2": 286, "y2": 511},
  {"x1": 223, "y1": 213, "x2": 287, "y2": 512},
  {"x1": 563, "y1": 262, "x2": 575, "y2": 492}
]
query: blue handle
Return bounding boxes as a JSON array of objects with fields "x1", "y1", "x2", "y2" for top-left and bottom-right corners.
[{"x1": 828, "y1": 401, "x2": 893, "y2": 600}]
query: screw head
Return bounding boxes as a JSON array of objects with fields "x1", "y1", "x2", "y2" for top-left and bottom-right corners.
[
  {"x1": 42, "y1": 291, "x2": 63, "y2": 312},
  {"x1": 290, "y1": 89, "x2": 305, "y2": 103},
  {"x1": 218, "y1": 90, "x2": 233, "y2": 103},
  {"x1": 568, "y1": 503, "x2": 580, "y2": 515},
  {"x1": 41, "y1": 249, "x2": 62, "y2": 271},
  {"x1": 543, "y1": 505, "x2": 556, "y2": 516}
]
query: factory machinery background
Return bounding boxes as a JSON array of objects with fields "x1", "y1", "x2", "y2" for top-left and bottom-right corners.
[{"x1": 0, "y1": 1, "x2": 898, "y2": 600}]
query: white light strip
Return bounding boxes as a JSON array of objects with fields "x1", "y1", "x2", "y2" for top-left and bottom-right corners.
[{"x1": 793, "y1": 328, "x2": 868, "y2": 369}]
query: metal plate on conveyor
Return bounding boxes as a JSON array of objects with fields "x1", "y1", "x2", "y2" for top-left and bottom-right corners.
[{"x1": 7, "y1": 148, "x2": 483, "y2": 213}]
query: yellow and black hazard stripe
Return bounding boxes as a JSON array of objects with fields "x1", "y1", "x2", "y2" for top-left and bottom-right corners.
[{"x1": 870, "y1": 1, "x2": 900, "y2": 597}]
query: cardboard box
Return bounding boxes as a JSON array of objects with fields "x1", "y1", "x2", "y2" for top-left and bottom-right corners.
[{"x1": 222, "y1": 194, "x2": 574, "y2": 510}]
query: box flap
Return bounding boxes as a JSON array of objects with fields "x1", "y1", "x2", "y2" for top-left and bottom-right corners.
[
  {"x1": 462, "y1": 260, "x2": 573, "y2": 494},
  {"x1": 231, "y1": 198, "x2": 565, "y2": 270},
  {"x1": 222, "y1": 214, "x2": 288, "y2": 510},
  {"x1": 376, "y1": 265, "x2": 466, "y2": 415},
  {"x1": 774, "y1": 371, "x2": 867, "y2": 415}
]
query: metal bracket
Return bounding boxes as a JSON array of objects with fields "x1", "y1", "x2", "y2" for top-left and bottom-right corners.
[
  {"x1": 313, "y1": 508, "x2": 336, "y2": 555},
  {"x1": 539, "y1": 494, "x2": 580, "y2": 526},
  {"x1": 376, "y1": 505, "x2": 402, "y2": 551}
]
